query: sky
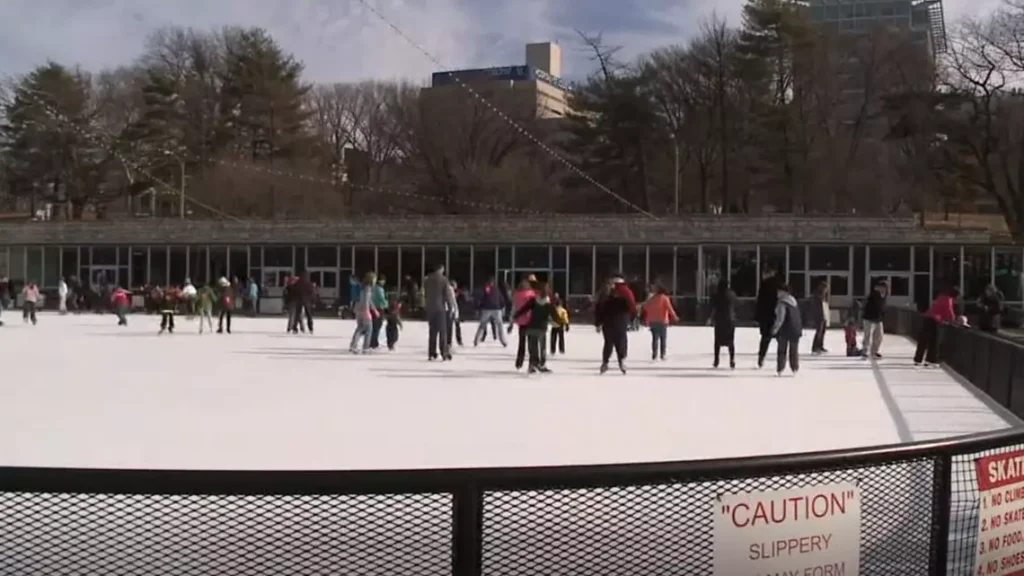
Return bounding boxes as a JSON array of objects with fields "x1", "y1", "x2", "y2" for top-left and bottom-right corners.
[{"x1": 0, "y1": 0, "x2": 995, "y2": 85}]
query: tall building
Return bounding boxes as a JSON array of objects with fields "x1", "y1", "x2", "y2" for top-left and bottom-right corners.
[
  {"x1": 421, "y1": 42, "x2": 571, "y2": 119},
  {"x1": 808, "y1": 0, "x2": 947, "y2": 57}
]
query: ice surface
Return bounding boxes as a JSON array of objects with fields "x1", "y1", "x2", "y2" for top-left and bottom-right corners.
[{"x1": 0, "y1": 313, "x2": 1015, "y2": 471}]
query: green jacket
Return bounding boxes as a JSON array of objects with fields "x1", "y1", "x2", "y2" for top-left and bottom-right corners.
[
  {"x1": 197, "y1": 287, "x2": 215, "y2": 312},
  {"x1": 372, "y1": 283, "x2": 388, "y2": 310}
]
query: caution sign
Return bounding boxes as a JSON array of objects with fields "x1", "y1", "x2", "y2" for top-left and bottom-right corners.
[{"x1": 975, "y1": 450, "x2": 1024, "y2": 575}]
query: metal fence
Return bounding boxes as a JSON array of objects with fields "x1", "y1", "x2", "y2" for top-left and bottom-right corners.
[{"x1": 3, "y1": 313, "x2": 1024, "y2": 575}]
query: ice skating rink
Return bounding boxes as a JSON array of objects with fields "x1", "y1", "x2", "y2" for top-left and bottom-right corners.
[{"x1": 0, "y1": 314, "x2": 1017, "y2": 471}]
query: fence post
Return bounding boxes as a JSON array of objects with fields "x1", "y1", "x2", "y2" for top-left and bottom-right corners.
[
  {"x1": 452, "y1": 484, "x2": 484, "y2": 576},
  {"x1": 930, "y1": 453, "x2": 953, "y2": 576}
]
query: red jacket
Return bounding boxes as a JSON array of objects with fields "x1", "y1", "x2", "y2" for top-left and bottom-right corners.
[{"x1": 925, "y1": 294, "x2": 956, "y2": 323}]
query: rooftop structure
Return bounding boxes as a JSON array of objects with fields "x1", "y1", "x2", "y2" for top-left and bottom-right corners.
[{"x1": 808, "y1": 0, "x2": 947, "y2": 56}]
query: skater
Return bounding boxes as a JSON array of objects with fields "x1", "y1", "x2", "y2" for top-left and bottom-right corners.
[
  {"x1": 550, "y1": 294, "x2": 569, "y2": 355},
  {"x1": 58, "y1": 277, "x2": 68, "y2": 314},
  {"x1": 509, "y1": 276, "x2": 538, "y2": 369},
  {"x1": 755, "y1": 267, "x2": 781, "y2": 368},
  {"x1": 979, "y1": 284, "x2": 1003, "y2": 333},
  {"x1": 708, "y1": 278, "x2": 737, "y2": 369},
  {"x1": 643, "y1": 284, "x2": 677, "y2": 361},
  {"x1": 511, "y1": 283, "x2": 559, "y2": 373},
  {"x1": 182, "y1": 278, "x2": 197, "y2": 318},
  {"x1": 385, "y1": 300, "x2": 403, "y2": 350},
  {"x1": 196, "y1": 284, "x2": 215, "y2": 334},
  {"x1": 845, "y1": 320, "x2": 863, "y2": 357},
  {"x1": 771, "y1": 284, "x2": 803, "y2": 376},
  {"x1": 424, "y1": 263, "x2": 457, "y2": 361},
  {"x1": 370, "y1": 274, "x2": 388, "y2": 347},
  {"x1": 595, "y1": 274, "x2": 636, "y2": 374},
  {"x1": 349, "y1": 272, "x2": 379, "y2": 353},
  {"x1": 914, "y1": 287, "x2": 959, "y2": 367},
  {"x1": 216, "y1": 277, "x2": 234, "y2": 334},
  {"x1": 21, "y1": 281, "x2": 39, "y2": 325},
  {"x1": 446, "y1": 280, "x2": 464, "y2": 348},
  {"x1": 861, "y1": 280, "x2": 888, "y2": 358},
  {"x1": 810, "y1": 280, "x2": 831, "y2": 354},
  {"x1": 284, "y1": 275, "x2": 299, "y2": 332},
  {"x1": 111, "y1": 286, "x2": 130, "y2": 326},
  {"x1": 289, "y1": 272, "x2": 315, "y2": 334},
  {"x1": 473, "y1": 277, "x2": 507, "y2": 346},
  {"x1": 159, "y1": 285, "x2": 180, "y2": 334}
]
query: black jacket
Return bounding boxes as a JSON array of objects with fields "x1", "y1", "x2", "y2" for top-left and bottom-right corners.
[
  {"x1": 755, "y1": 275, "x2": 780, "y2": 326},
  {"x1": 514, "y1": 298, "x2": 558, "y2": 331},
  {"x1": 980, "y1": 293, "x2": 1003, "y2": 332},
  {"x1": 862, "y1": 290, "x2": 887, "y2": 322}
]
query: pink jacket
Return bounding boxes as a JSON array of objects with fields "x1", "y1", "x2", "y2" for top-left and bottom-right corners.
[{"x1": 512, "y1": 289, "x2": 536, "y2": 326}]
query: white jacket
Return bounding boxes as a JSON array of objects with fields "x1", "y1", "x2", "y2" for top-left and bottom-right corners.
[{"x1": 58, "y1": 281, "x2": 68, "y2": 297}]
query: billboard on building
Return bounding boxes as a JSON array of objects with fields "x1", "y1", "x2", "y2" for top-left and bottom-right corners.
[{"x1": 431, "y1": 65, "x2": 572, "y2": 91}]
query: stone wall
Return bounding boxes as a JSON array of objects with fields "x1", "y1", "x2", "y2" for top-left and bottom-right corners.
[{"x1": 0, "y1": 215, "x2": 997, "y2": 245}]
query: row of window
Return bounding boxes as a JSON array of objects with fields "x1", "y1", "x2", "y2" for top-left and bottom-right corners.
[{"x1": 0, "y1": 244, "x2": 1018, "y2": 306}]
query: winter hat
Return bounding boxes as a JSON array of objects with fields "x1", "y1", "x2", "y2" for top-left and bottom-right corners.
[
  {"x1": 610, "y1": 273, "x2": 625, "y2": 284},
  {"x1": 218, "y1": 277, "x2": 229, "y2": 287},
  {"x1": 526, "y1": 274, "x2": 537, "y2": 283}
]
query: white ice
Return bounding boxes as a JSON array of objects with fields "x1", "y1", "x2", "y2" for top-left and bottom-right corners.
[{"x1": 0, "y1": 313, "x2": 1016, "y2": 471}]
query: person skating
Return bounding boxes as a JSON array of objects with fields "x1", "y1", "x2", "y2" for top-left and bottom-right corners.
[
  {"x1": 708, "y1": 279, "x2": 737, "y2": 369},
  {"x1": 182, "y1": 278, "x2": 198, "y2": 319},
  {"x1": 550, "y1": 294, "x2": 569, "y2": 355},
  {"x1": 810, "y1": 280, "x2": 831, "y2": 354},
  {"x1": 58, "y1": 277, "x2": 68, "y2": 315},
  {"x1": 159, "y1": 285, "x2": 180, "y2": 334},
  {"x1": 216, "y1": 277, "x2": 234, "y2": 334},
  {"x1": 915, "y1": 288, "x2": 959, "y2": 367},
  {"x1": 385, "y1": 300, "x2": 403, "y2": 350},
  {"x1": 196, "y1": 284, "x2": 215, "y2": 334},
  {"x1": 642, "y1": 284, "x2": 677, "y2": 361},
  {"x1": 446, "y1": 280, "x2": 465, "y2": 348},
  {"x1": 290, "y1": 272, "x2": 316, "y2": 335},
  {"x1": 511, "y1": 284, "x2": 560, "y2": 374},
  {"x1": 111, "y1": 286, "x2": 130, "y2": 326},
  {"x1": 979, "y1": 284, "x2": 1003, "y2": 333},
  {"x1": 21, "y1": 281, "x2": 39, "y2": 325},
  {"x1": 349, "y1": 272, "x2": 379, "y2": 354},
  {"x1": 755, "y1": 267, "x2": 781, "y2": 368},
  {"x1": 509, "y1": 276, "x2": 538, "y2": 369},
  {"x1": 473, "y1": 277, "x2": 507, "y2": 347},
  {"x1": 370, "y1": 274, "x2": 388, "y2": 348},
  {"x1": 861, "y1": 280, "x2": 888, "y2": 359},
  {"x1": 844, "y1": 320, "x2": 863, "y2": 357},
  {"x1": 424, "y1": 263, "x2": 457, "y2": 361},
  {"x1": 771, "y1": 284, "x2": 803, "y2": 376},
  {"x1": 284, "y1": 275, "x2": 299, "y2": 332},
  {"x1": 595, "y1": 274, "x2": 636, "y2": 374}
]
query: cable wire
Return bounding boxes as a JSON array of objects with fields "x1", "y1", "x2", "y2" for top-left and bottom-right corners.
[{"x1": 355, "y1": 0, "x2": 657, "y2": 219}]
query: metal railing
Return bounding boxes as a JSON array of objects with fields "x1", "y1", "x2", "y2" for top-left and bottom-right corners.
[{"x1": 3, "y1": 311, "x2": 1024, "y2": 575}]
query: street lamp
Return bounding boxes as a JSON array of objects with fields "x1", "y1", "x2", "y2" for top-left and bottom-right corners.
[
  {"x1": 669, "y1": 132, "x2": 680, "y2": 216},
  {"x1": 162, "y1": 150, "x2": 186, "y2": 220}
]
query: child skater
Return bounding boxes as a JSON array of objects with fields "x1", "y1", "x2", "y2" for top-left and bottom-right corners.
[
  {"x1": 550, "y1": 293, "x2": 569, "y2": 355},
  {"x1": 643, "y1": 283, "x2": 678, "y2": 361},
  {"x1": 158, "y1": 285, "x2": 180, "y2": 335},
  {"x1": 844, "y1": 319, "x2": 862, "y2": 357},
  {"x1": 511, "y1": 283, "x2": 559, "y2": 374},
  {"x1": 111, "y1": 286, "x2": 130, "y2": 326},
  {"x1": 386, "y1": 300, "x2": 404, "y2": 350},
  {"x1": 196, "y1": 284, "x2": 215, "y2": 334}
]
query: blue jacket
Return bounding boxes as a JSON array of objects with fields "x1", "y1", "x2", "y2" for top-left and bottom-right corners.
[
  {"x1": 372, "y1": 284, "x2": 388, "y2": 310},
  {"x1": 349, "y1": 280, "x2": 362, "y2": 303},
  {"x1": 475, "y1": 284, "x2": 505, "y2": 310}
]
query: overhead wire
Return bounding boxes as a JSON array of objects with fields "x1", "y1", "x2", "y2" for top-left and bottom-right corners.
[{"x1": 354, "y1": 0, "x2": 658, "y2": 219}]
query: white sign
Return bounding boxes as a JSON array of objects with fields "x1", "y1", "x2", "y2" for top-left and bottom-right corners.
[
  {"x1": 714, "y1": 482, "x2": 861, "y2": 575},
  {"x1": 974, "y1": 449, "x2": 1024, "y2": 575}
]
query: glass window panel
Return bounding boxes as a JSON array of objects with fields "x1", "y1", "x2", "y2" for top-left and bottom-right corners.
[
  {"x1": 702, "y1": 246, "x2": 727, "y2": 298},
  {"x1": 963, "y1": 247, "x2": 992, "y2": 301},
  {"x1": 730, "y1": 246, "x2": 758, "y2": 298},
  {"x1": 9, "y1": 246, "x2": 25, "y2": 284},
  {"x1": 307, "y1": 246, "x2": 337, "y2": 268},
  {"x1": 92, "y1": 246, "x2": 116, "y2": 266},
  {"x1": 118, "y1": 247, "x2": 128, "y2": 267},
  {"x1": 26, "y1": 247, "x2": 42, "y2": 284},
  {"x1": 995, "y1": 248, "x2": 1022, "y2": 302},
  {"x1": 295, "y1": 247, "x2": 307, "y2": 271},
  {"x1": 789, "y1": 272, "x2": 806, "y2": 298},
  {"x1": 263, "y1": 246, "x2": 293, "y2": 268},
  {"x1": 81, "y1": 247, "x2": 91, "y2": 267},
  {"x1": 229, "y1": 248, "x2": 249, "y2": 283},
  {"x1": 675, "y1": 247, "x2": 698, "y2": 296},
  {"x1": 338, "y1": 245, "x2": 352, "y2": 269},
  {"x1": 514, "y1": 246, "x2": 549, "y2": 269},
  {"x1": 149, "y1": 247, "x2": 167, "y2": 286},
  {"x1": 401, "y1": 247, "x2": 423, "y2": 285},
  {"x1": 569, "y1": 246, "x2": 593, "y2": 296},
  {"x1": 189, "y1": 247, "x2": 207, "y2": 284},
  {"x1": 498, "y1": 247, "x2": 512, "y2": 269},
  {"x1": 869, "y1": 246, "x2": 911, "y2": 272},
  {"x1": 830, "y1": 274, "x2": 850, "y2": 297},
  {"x1": 425, "y1": 247, "x2": 447, "y2": 276},
  {"x1": 932, "y1": 247, "x2": 960, "y2": 295},
  {"x1": 551, "y1": 270, "x2": 567, "y2": 300},
  {"x1": 44, "y1": 247, "x2": 60, "y2": 287},
  {"x1": 649, "y1": 247, "x2": 674, "y2": 293},
  {"x1": 552, "y1": 246, "x2": 567, "y2": 269},
  {"x1": 131, "y1": 247, "x2": 147, "y2": 287},
  {"x1": 621, "y1": 247, "x2": 646, "y2": 285},
  {"x1": 788, "y1": 245, "x2": 806, "y2": 271},
  {"x1": 914, "y1": 273, "x2": 931, "y2": 311},
  {"x1": 759, "y1": 246, "x2": 787, "y2": 282},
  {"x1": 914, "y1": 247, "x2": 930, "y2": 273},
  {"x1": 853, "y1": 246, "x2": 867, "y2": 296},
  {"x1": 595, "y1": 246, "x2": 619, "y2": 285},
  {"x1": 354, "y1": 247, "x2": 375, "y2": 277},
  {"x1": 448, "y1": 246, "x2": 471, "y2": 289},
  {"x1": 169, "y1": 247, "x2": 187, "y2": 284},
  {"x1": 808, "y1": 246, "x2": 849, "y2": 271},
  {"x1": 473, "y1": 246, "x2": 497, "y2": 287},
  {"x1": 376, "y1": 247, "x2": 399, "y2": 290},
  {"x1": 250, "y1": 246, "x2": 263, "y2": 268},
  {"x1": 61, "y1": 248, "x2": 78, "y2": 280},
  {"x1": 208, "y1": 247, "x2": 228, "y2": 283}
]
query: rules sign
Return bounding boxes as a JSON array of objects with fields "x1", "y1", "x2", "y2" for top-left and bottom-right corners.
[
  {"x1": 975, "y1": 450, "x2": 1024, "y2": 576},
  {"x1": 714, "y1": 483, "x2": 861, "y2": 575}
]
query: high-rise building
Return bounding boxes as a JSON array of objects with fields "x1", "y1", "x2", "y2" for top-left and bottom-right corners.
[
  {"x1": 421, "y1": 42, "x2": 571, "y2": 119},
  {"x1": 808, "y1": 0, "x2": 947, "y2": 57}
]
